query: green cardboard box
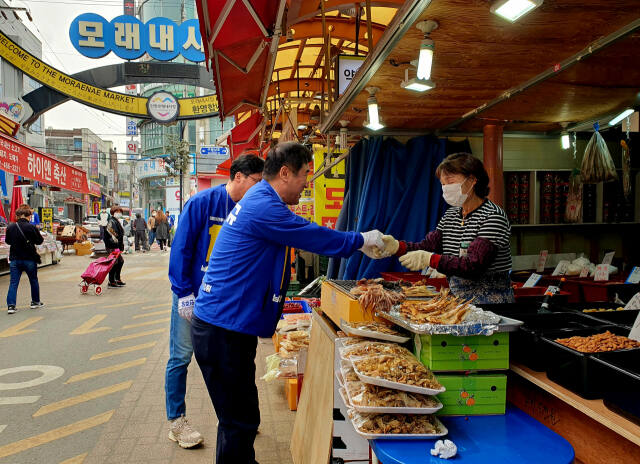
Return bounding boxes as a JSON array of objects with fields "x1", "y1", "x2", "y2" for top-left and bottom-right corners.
[
  {"x1": 436, "y1": 373, "x2": 507, "y2": 416},
  {"x1": 414, "y1": 332, "x2": 509, "y2": 372}
]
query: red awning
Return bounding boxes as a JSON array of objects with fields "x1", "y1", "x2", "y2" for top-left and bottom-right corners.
[
  {"x1": 0, "y1": 133, "x2": 89, "y2": 194},
  {"x1": 195, "y1": 0, "x2": 284, "y2": 118},
  {"x1": 229, "y1": 112, "x2": 263, "y2": 159}
]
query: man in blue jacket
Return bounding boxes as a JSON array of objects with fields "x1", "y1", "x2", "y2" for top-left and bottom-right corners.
[
  {"x1": 166, "y1": 154, "x2": 264, "y2": 449},
  {"x1": 191, "y1": 142, "x2": 383, "y2": 464}
]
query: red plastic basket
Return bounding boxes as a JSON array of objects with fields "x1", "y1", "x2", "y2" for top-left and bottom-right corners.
[{"x1": 512, "y1": 281, "x2": 571, "y2": 303}]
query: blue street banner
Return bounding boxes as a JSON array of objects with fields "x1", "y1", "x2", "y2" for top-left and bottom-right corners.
[{"x1": 69, "y1": 14, "x2": 204, "y2": 63}]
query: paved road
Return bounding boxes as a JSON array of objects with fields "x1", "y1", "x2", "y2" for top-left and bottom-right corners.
[{"x1": 0, "y1": 250, "x2": 172, "y2": 464}]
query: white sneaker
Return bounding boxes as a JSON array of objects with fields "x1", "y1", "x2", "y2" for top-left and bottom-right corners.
[
  {"x1": 168, "y1": 416, "x2": 204, "y2": 449},
  {"x1": 30, "y1": 302, "x2": 45, "y2": 309},
  {"x1": 7, "y1": 305, "x2": 16, "y2": 314}
]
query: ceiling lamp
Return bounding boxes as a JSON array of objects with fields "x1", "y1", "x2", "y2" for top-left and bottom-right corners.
[
  {"x1": 491, "y1": 0, "x2": 543, "y2": 23},
  {"x1": 401, "y1": 68, "x2": 435, "y2": 93},
  {"x1": 561, "y1": 132, "x2": 570, "y2": 150},
  {"x1": 415, "y1": 20, "x2": 438, "y2": 80},
  {"x1": 364, "y1": 87, "x2": 384, "y2": 131},
  {"x1": 608, "y1": 108, "x2": 634, "y2": 126}
]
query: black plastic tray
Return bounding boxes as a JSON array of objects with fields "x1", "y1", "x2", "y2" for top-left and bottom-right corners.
[
  {"x1": 592, "y1": 350, "x2": 640, "y2": 425},
  {"x1": 541, "y1": 326, "x2": 640, "y2": 399},
  {"x1": 511, "y1": 312, "x2": 610, "y2": 372}
]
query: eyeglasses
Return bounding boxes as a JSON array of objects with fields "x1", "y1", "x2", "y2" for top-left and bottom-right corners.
[{"x1": 246, "y1": 175, "x2": 262, "y2": 184}]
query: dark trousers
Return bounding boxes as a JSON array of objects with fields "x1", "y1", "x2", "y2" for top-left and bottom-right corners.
[
  {"x1": 108, "y1": 255, "x2": 124, "y2": 283},
  {"x1": 158, "y1": 238, "x2": 167, "y2": 250},
  {"x1": 191, "y1": 317, "x2": 260, "y2": 464},
  {"x1": 6, "y1": 259, "x2": 39, "y2": 306},
  {"x1": 135, "y1": 230, "x2": 147, "y2": 251}
]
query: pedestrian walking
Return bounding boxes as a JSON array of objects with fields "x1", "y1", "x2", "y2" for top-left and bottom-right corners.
[
  {"x1": 148, "y1": 210, "x2": 157, "y2": 248},
  {"x1": 166, "y1": 154, "x2": 265, "y2": 449},
  {"x1": 154, "y1": 211, "x2": 171, "y2": 252},
  {"x1": 5, "y1": 204, "x2": 45, "y2": 314},
  {"x1": 132, "y1": 213, "x2": 148, "y2": 252},
  {"x1": 102, "y1": 206, "x2": 126, "y2": 288},
  {"x1": 191, "y1": 143, "x2": 383, "y2": 463}
]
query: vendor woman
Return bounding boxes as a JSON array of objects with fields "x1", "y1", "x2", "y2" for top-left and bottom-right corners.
[{"x1": 379, "y1": 152, "x2": 514, "y2": 304}]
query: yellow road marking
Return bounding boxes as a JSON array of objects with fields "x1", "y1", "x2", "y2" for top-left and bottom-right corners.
[
  {"x1": 0, "y1": 410, "x2": 113, "y2": 459},
  {"x1": 141, "y1": 303, "x2": 171, "y2": 310},
  {"x1": 121, "y1": 318, "x2": 170, "y2": 330},
  {"x1": 65, "y1": 358, "x2": 146, "y2": 384},
  {"x1": 59, "y1": 452, "x2": 88, "y2": 464},
  {"x1": 69, "y1": 315, "x2": 111, "y2": 335},
  {"x1": 50, "y1": 300, "x2": 151, "y2": 311},
  {"x1": 33, "y1": 382, "x2": 132, "y2": 417},
  {"x1": 108, "y1": 328, "x2": 167, "y2": 343},
  {"x1": 90, "y1": 342, "x2": 156, "y2": 360},
  {"x1": 0, "y1": 425, "x2": 6, "y2": 434},
  {"x1": 0, "y1": 317, "x2": 44, "y2": 338},
  {"x1": 132, "y1": 310, "x2": 170, "y2": 319},
  {"x1": 46, "y1": 302, "x2": 90, "y2": 310}
]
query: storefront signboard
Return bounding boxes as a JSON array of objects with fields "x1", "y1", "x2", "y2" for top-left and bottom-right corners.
[
  {"x1": 89, "y1": 181, "x2": 102, "y2": 197},
  {"x1": 313, "y1": 149, "x2": 345, "y2": 229},
  {"x1": 135, "y1": 158, "x2": 166, "y2": 179},
  {"x1": 40, "y1": 207, "x2": 53, "y2": 233},
  {"x1": 166, "y1": 187, "x2": 180, "y2": 211},
  {"x1": 336, "y1": 55, "x2": 366, "y2": 96},
  {"x1": 0, "y1": 132, "x2": 89, "y2": 194}
]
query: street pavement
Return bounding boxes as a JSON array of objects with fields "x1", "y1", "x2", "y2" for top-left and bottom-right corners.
[{"x1": 0, "y1": 250, "x2": 295, "y2": 464}]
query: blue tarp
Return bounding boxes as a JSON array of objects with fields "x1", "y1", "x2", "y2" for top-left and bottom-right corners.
[{"x1": 329, "y1": 135, "x2": 447, "y2": 279}]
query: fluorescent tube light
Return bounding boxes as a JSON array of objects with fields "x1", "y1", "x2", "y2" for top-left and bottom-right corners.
[
  {"x1": 561, "y1": 132, "x2": 570, "y2": 150},
  {"x1": 491, "y1": 0, "x2": 543, "y2": 23},
  {"x1": 417, "y1": 38, "x2": 434, "y2": 80},
  {"x1": 608, "y1": 108, "x2": 634, "y2": 126}
]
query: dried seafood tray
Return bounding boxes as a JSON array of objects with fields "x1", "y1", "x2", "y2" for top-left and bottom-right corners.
[
  {"x1": 351, "y1": 358, "x2": 445, "y2": 396},
  {"x1": 340, "y1": 319, "x2": 411, "y2": 343},
  {"x1": 348, "y1": 410, "x2": 448, "y2": 440},
  {"x1": 342, "y1": 381, "x2": 443, "y2": 415}
]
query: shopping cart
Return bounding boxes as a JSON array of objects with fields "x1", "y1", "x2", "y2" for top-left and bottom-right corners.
[{"x1": 79, "y1": 249, "x2": 121, "y2": 295}]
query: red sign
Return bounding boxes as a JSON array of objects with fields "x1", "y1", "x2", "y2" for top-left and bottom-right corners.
[
  {"x1": 89, "y1": 181, "x2": 102, "y2": 197},
  {"x1": 0, "y1": 132, "x2": 89, "y2": 194}
]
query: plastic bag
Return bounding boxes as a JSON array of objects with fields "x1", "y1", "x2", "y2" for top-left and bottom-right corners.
[
  {"x1": 261, "y1": 353, "x2": 297, "y2": 381},
  {"x1": 279, "y1": 330, "x2": 310, "y2": 358},
  {"x1": 347, "y1": 409, "x2": 444, "y2": 435},
  {"x1": 345, "y1": 379, "x2": 439, "y2": 408},
  {"x1": 581, "y1": 130, "x2": 618, "y2": 183},
  {"x1": 565, "y1": 174, "x2": 583, "y2": 223}
]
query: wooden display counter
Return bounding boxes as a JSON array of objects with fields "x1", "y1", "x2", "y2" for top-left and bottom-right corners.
[{"x1": 509, "y1": 363, "x2": 640, "y2": 464}]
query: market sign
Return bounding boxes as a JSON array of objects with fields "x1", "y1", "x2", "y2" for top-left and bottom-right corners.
[
  {"x1": 0, "y1": 31, "x2": 218, "y2": 120},
  {"x1": 0, "y1": 132, "x2": 89, "y2": 194},
  {"x1": 69, "y1": 14, "x2": 204, "y2": 62},
  {"x1": 336, "y1": 55, "x2": 366, "y2": 96},
  {"x1": 197, "y1": 145, "x2": 229, "y2": 173},
  {"x1": 89, "y1": 181, "x2": 102, "y2": 197},
  {"x1": 313, "y1": 149, "x2": 345, "y2": 229},
  {"x1": 135, "y1": 158, "x2": 166, "y2": 179}
]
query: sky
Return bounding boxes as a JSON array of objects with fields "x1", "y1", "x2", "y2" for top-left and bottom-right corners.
[{"x1": 12, "y1": 0, "x2": 136, "y2": 158}]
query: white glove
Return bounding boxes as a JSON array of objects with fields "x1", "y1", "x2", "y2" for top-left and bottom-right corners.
[
  {"x1": 177, "y1": 294, "x2": 196, "y2": 321},
  {"x1": 399, "y1": 250, "x2": 433, "y2": 271},
  {"x1": 373, "y1": 234, "x2": 399, "y2": 258},
  {"x1": 359, "y1": 230, "x2": 384, "y2": 259}
]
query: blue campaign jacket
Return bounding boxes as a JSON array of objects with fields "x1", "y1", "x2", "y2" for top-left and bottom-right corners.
[
  {"x1": 168, "y1": 184, "x2": 235, "y2": 298},
  {"x1": 194, "y1": 180, "x2": 364, "y2": 337}
]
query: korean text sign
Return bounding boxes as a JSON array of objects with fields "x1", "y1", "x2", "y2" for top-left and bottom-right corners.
[{"x1": 0, "y1": 133, "x2": 89, "y2": 194}]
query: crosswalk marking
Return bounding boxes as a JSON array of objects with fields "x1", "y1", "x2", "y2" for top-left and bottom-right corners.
[
  {"x1": 121, "y1": 318, "x2": 170, "y2": 330},
  {"x1": 0, "y1": 396, "x2": 40, "y2": 405},
  {"x1": 70, "y1": 315, "x2": 111, "y2": 335},
  {"x1": 65, "y1": 358, "x2": 147, "y2": 384},
  {"x1": 0, "y1": 410, "x2": 113, "y2": 459},
  {"x1": 108, "y1": 328, "x2": 167, "y2": 343},
  {"x1": 0, "y1": 317, "x2": 44, "y2": 338},
  {"x1": 59, "y1": 452, "x2": 88, "y2": 464},
  {"x1": 33, "y1": 381, "x2": 132, "y2": 417},
  {"x1": 90, "y1": 342, "x2": 156, "y2": 360},
  {"x1": 132, "y1": 310, "x2": 171, "y2": 319}
]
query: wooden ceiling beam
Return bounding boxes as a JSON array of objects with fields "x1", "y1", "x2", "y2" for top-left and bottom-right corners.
[
  {"x1": 282, "y1": 17, "x2": 385, "y2": 45},
  {"x1": 287, "y1": 0, "x2": 404, "y2": 26},
  {"x1": 267, "y1": 78, "x2": 324, "y2": 98}
]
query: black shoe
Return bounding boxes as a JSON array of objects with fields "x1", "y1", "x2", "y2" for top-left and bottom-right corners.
[
  {"x1": 7, "y1": 305, "x2": 16, "y2": 314},
  {"x1": 108, "y1": 282, "x2": 121, "y2": 288},
  {"x1": 116, "y1": 281, "x2": 126, "y2": 286},
  {"x1": 30, "y1": 301, "x2": 45, "y2": 309}
]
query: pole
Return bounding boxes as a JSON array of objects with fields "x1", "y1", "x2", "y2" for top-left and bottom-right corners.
[{"x1": 179, "y1": 120, "x2": 184, "y2": 213}]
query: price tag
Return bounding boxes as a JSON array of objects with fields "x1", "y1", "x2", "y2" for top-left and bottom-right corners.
[
  {"x1": 552, "y1": 260, "x2": 570, "y2": 276},
  {"x1": 602, "y1": 251, "x2": 615, "y2": 266},
  {"x1": 537, "y1": 250, "x2": 549, "y2": 273},
  {"x1": 580, "y1": 266, "x2": 590, "y2": 278},
  {"x1": 625, "y1": 266, "x2": 640, "y2": 284},
  {"x1": 624, "y1": 292, "x2": 640, "y2": 310},
  {"x1": 593, "y1": 264, "x2": 610, "y2": 282},
  {"x1": 544, "y1": 286, "x2": 560, "y2": 297},
  {"x1": 523, "y1": 273, "x2": 542, "y2": 288},
  {"x1": 628, "y1": 301, "x2": 640, "y2": 341}
]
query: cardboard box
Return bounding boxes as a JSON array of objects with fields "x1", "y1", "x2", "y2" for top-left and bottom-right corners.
[
  {"x1": 436, "y1": 373, "x2": 507, "y2": 415},
  {"x1": 414, "y1": 332, "x2": 509, "y2": 372},
  {"x1": 73, "y1": 241, "x2": 93, "y2": 256},
  {"x1": 320, "y1": 281, "x2": 386, "y2": 326}
]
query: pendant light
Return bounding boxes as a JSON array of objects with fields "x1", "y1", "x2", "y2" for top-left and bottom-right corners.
[
  {"x1": 364, "y1": 87, "x2": 384, "y2": 131},
  {"x1": 415, "y1": 20, "x2": 438, "y2": 80}
]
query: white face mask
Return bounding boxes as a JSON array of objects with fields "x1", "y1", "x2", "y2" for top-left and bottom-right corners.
[
  {"x1": 114, "y1": 213, "x2": 122, "y2": 219},
  {"x1": 152, "y1": 213, "x2": 156, "y2": 217},
  {"x1": 442, "y1": 181, "x2": 469, "y2": 207}
]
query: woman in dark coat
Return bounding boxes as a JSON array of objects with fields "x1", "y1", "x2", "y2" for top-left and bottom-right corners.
[
  {"x1": 103, "y1": 206, "x2": 126, "y2": 287},
  {"x1": 154, "y1": 210, "x2": 170, "y2": 251}
]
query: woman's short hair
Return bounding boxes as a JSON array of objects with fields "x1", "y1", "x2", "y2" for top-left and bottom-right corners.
[
  {"x1": 16, "y1": 204, "x2": 32, "y2": 218},
  {"x1": 436, "y1": 152, "x2": 490, "y2": 198},
  {"x1": 110, "y1": 206, "x2": 123, "y2": 215}
]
